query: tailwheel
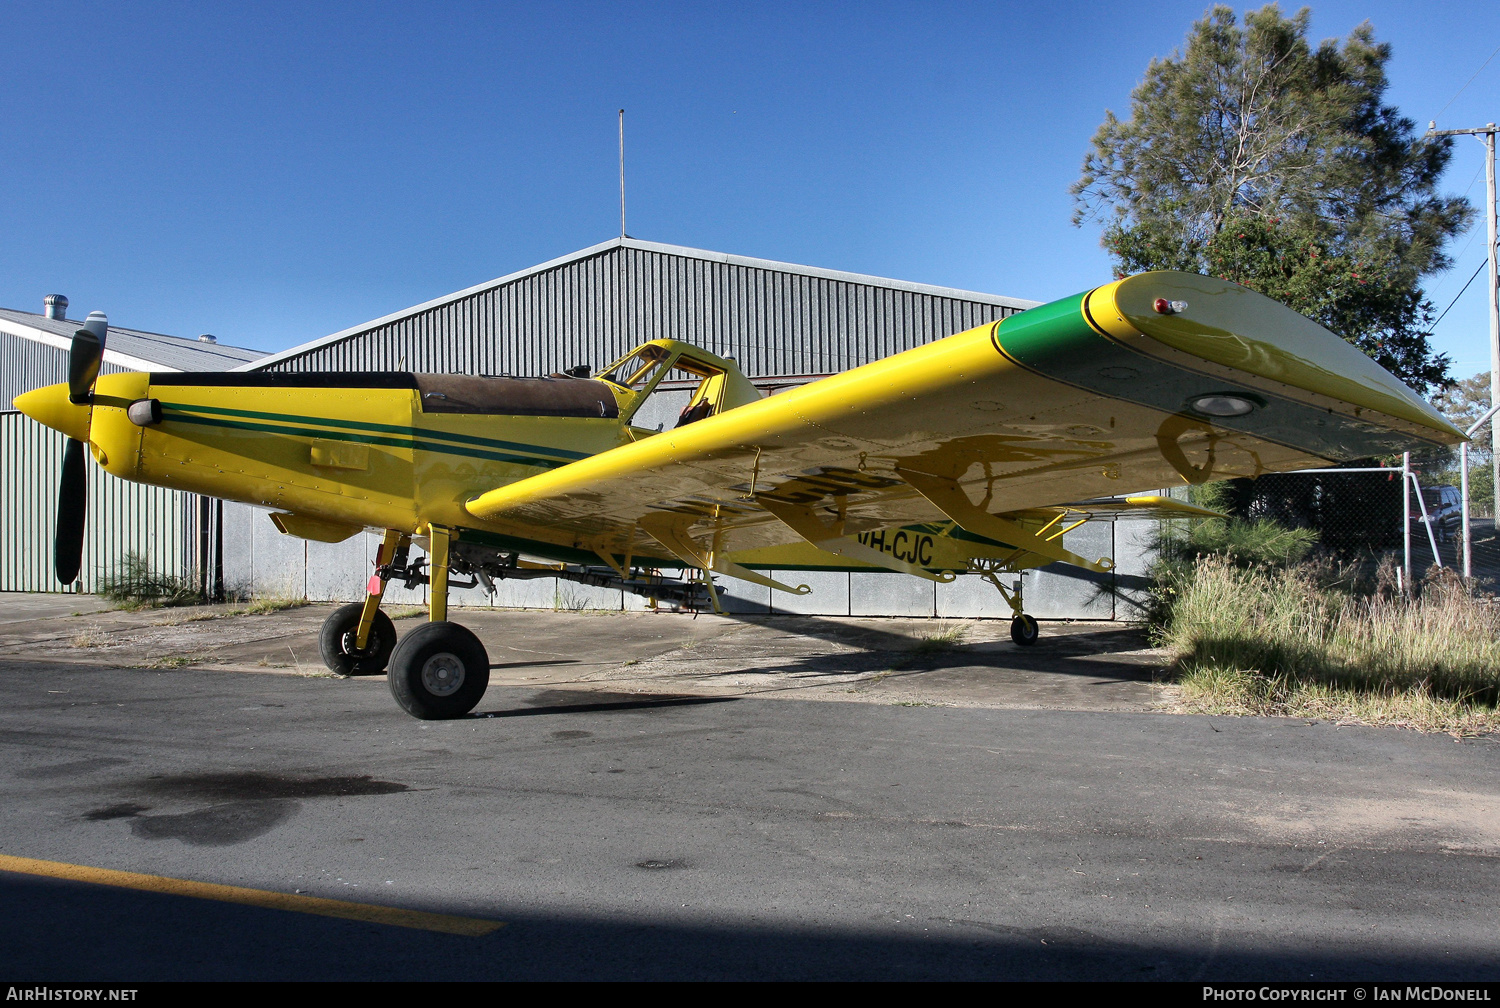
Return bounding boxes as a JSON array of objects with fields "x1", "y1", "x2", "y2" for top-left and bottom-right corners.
[
  {"x1": 386, "y1": 622, "x2": 490, "y2": 720},
  {"x1": 319, "y1": 602, "x2": 397, "y2": 675},
  {"x1": 1010, "y1": 614, "x2": 1039, "y2": 646}
]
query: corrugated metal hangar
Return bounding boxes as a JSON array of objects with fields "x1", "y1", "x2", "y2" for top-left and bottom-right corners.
[
  {"x1": 2, "y1": 238, "x2": 1154, "y2": 617},
  {"x1": 1, "y1": 300, "x2": 263, "y2": 593}
]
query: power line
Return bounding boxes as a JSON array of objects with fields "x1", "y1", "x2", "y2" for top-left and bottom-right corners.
[
  {"x1": 1429, "y1": 164, "x2": 1489, "y2": 298},
  {"x1": 1433, "y1": 256, "x2": 1491, "y2": 327},
  {"x1": 1434, "y1": 43, "x2": 1500, "y2": 122}
]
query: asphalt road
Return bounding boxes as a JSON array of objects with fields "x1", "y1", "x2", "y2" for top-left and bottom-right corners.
[{"x1": 2, "y1": 648, "x2": 1497, "y2": 981}]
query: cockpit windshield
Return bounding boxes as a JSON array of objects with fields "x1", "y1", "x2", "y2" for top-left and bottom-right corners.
[{"x1": 598, "y1": 345, "x2": 671, "y2": 391}]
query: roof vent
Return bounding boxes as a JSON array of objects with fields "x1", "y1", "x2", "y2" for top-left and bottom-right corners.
[
  {"x1": 198, "y1": 334, "x2": 217, "y2": 344},
  {"x1": 43, "y1": 295, "x2": 68, "y2": 320}
]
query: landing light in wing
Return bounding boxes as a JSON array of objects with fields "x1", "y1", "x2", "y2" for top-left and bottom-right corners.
[{"x1": 1188, "y1": 394, "x2": 1259, "y2": 418}]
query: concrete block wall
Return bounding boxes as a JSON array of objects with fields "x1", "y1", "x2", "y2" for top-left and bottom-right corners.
[{"x1": 220, "y1": 503, "x2": 1160, "y2": 620}]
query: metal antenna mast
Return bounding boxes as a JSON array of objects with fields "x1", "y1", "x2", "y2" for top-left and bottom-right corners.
[
  {"x1": 618, "y1": 109, "x2": 627, "y2": 238},
  {"x1": 1428, "y1": 121, "x2": 1499, "y2": 531}
]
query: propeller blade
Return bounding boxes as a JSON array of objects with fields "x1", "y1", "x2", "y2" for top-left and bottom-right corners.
[
  {"x1": 55, "y1": 438, "x2": 88, "y2": 585},
  {"x1": 67, "y1": 312, "x2": 109, "y2": 405}
]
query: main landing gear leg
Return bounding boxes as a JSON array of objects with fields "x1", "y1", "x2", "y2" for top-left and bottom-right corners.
[
  {"x1": 356, "y1": 529, "x2": 406, "y2": 648},
  {"x1": 981, "y1": 570, "x2": 1038, "y2": 646},
  {"x1": 318, "y1": 529, "x2": 404, "y2": 676},
  {"x1": 386, "y1": 523, "x2": 490, "y2": 720}
]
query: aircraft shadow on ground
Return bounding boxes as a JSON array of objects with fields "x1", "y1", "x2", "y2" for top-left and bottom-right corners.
[
  {"x1": 489, "y1": 659, "x2": 578, "y2": 671},
  {"x1": 709, "y1": 612, "x2": 1160, "y2": 686},
  {"x1": 471, "y1": 692, "x2": 736, "y2": 719},
  {"x1": 470, "y1": 612, "x2": 1160, "y2": 708},
  {"x1": 1, "y1": 874, "x2": 1487, "y2": 982}
]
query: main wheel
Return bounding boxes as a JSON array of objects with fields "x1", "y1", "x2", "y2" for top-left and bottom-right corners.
[
  {"x1": 319, "y1": 603, "x2": 397, "y2": 675},
  {"x1": 386, "y1": 621, "x2": 490, "y2": 720},
  {"x1": 1010, "y1": 614, "x2": 1039, "y2": 646}
]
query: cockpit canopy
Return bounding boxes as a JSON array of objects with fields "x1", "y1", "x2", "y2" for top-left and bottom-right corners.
[{"x1": 595, "y1": 339, "x2": 762, "y2": 433}]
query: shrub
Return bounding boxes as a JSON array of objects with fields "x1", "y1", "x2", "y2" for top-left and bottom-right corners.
[
  {"x1": 1146, "y1": 485, "x2": 1322, "y2": 627},
  {"x1": 97, "y1": 552, "x2": 203, "y2": 609}
]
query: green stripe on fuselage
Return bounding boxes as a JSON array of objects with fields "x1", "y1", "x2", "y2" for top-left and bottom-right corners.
[
  {"x1": 161, "y1": 401, "x2": 593, "y2": 461},
  {"x1": 162, "y1": 411, "x2": 572, "y2": 470},
  {"x1": 993, "y1": 294, "x2": 1442, "y2": 457}
]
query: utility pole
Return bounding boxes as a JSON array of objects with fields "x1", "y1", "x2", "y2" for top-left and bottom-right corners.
[{"x1": 1428, "y1": 122, "x2": 1499, "y2": 531}]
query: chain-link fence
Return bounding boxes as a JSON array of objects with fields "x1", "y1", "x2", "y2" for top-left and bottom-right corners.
[
  {"x1": 1221, "y1": 469, "x2": 1407, "y2": 553},
  {"x1": 1213, "y1": 462, "x2": 1500, "y2": 589},
  {"x1": 1218, "y1": 468, "x2": 1500, "y2": 591}
]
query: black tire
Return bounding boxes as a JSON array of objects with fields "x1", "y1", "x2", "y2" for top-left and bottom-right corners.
[
  {"x1": 1010, "y1": 614, "x2": 1039, "y2": 646},
  {"x1": 386, "y1": 622, "x2": 490, "y2": 720},
  {"x1": 319, "y1": 603, "x2": 397, "y2": 675}
]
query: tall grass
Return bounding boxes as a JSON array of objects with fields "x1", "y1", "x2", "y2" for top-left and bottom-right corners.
[
  {"x1": 1156, "y1": 558, "x2": 1500, "y2": 734},
  {"x1": 1148, "y1": 481, "x2": 1500, "y2": 734}
]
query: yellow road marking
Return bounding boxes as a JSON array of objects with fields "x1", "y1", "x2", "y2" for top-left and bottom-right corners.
[{"x1": 0, "y1": 854, "x2": 503, "y2": 936}]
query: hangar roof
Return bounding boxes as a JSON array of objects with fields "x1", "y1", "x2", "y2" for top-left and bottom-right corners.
[
  {"x1": 240, "y1": 237, "x2": 1040, "y2": 375},
  {"x1": 0, "y1": 307, "x2": 265, "y2": 372}
]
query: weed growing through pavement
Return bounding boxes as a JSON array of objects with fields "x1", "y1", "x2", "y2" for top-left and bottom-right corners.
[
  {"x1": 165, "y1": 595, "x2": 307, "y2": 621},
  {"x1": 241, "y1": 595, "x2": 308, "y2": 615},
  {"x1": 142, "y1": 654, "x2": 197, "y2": 669},
  {"x1": 70, "y1": 628, "x2": 106, "y2": 648},
  {"x1": 913, "y1": 622, "x2": 970, "y2": 654}
]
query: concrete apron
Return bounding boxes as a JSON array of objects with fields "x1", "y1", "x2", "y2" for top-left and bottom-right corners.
[{"x1": 0, "y1": 597, "x2": 1168, "y2": 714}]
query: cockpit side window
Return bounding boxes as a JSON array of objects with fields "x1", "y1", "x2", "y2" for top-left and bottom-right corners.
[
  {"x1": 675, "y1": 372, "x2": 726, "y2": 428},
  {"x1": 624, "y1": 366, "x2": 707, "y2": 432}
]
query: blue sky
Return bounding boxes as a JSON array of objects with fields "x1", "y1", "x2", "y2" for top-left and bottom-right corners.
[{"x1": 1, "y1": 1, "x2": 1496, "y2": 379}]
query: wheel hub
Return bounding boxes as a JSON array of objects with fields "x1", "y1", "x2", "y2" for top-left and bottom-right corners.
[
  {"x1": 420, "y1": 653, "x2": 466, "y2": 696},
  {"x1": 339, "y1": 631, "x2": 375, "y2": 657}
]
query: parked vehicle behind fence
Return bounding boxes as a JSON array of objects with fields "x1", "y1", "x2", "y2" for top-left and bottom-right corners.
[{"x1": 1410, "y1": 484, "x2": 1463, "y2": 544}]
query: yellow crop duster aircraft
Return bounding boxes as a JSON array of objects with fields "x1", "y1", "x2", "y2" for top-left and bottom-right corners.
[{"x1": 16, "y1": 272, "x2": 1463, "y2": 720}]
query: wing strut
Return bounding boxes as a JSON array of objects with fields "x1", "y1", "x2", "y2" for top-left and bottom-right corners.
[
  {"x1": 894, "y1": 468, "x2": 1113, "y2": 573},
  {"x1": 636, "y1": 512, "x2": 812, "y2": 599}
]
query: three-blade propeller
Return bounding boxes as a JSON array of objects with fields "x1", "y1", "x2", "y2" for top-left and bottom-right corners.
[{"x1": 55, "y1": 312, "x2": 108, "y2": 585}]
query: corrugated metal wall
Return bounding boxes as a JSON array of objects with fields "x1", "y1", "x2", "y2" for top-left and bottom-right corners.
[
  {"x1": 261, "y1": 245, "x2": 1023, "y2": 376},
  {"x1": 0, "y1": 411, "x2": 196, "y2": 593},
  {"x1": 1, "y1": 330, "x2": 127, "y2": 411}
]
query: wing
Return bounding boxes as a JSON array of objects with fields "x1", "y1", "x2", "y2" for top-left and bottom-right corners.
[{"x1": 465, "y1": 272, "x2": 1460, "y2": 581}]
